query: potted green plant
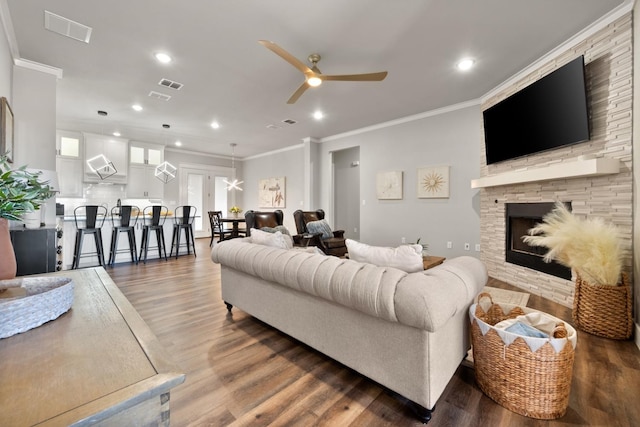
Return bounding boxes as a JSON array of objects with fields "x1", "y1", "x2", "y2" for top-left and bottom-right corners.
[{"x1": 0, "y1": 153, "x2": 55, "y2": 280}]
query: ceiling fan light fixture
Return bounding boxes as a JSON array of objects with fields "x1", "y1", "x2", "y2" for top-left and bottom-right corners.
[{"x1": 307, "y1": 76, "x2": 322, "y2": 87}]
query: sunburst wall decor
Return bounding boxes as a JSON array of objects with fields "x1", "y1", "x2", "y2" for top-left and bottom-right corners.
[{"x1": 417, "y1": 165, "x2": 450, "y2": 198}]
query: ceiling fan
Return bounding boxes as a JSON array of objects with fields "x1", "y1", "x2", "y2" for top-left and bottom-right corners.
[{"x1": 258, "y1": 40, "x2": 388, "y2": 104}]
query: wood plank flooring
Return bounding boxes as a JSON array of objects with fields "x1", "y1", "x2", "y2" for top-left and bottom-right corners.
[{"x1": 107, "y1": 239, "x2": 640, "y2": 426}]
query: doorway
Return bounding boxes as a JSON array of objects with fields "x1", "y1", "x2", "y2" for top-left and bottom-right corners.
[
  {"x1": 179, "y1": 165, "x2": 235, "y2": 238},
  {"x1": 332, "y1": 147, "x2": 360, "y2": 241}
]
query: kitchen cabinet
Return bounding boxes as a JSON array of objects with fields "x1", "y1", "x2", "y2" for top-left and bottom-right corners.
[
  {"x1": 55, "y1": 130, "x2": 83, "y2": 197},
  {"x1": 84, "y1": 132, "x2": 128, "y2": 183},
  {"x1": 127, "y1": 141, "x2": 165, "y2": 199},
  {"x1": 128, "y1": 164, "x2": 164, "y2": 199}
]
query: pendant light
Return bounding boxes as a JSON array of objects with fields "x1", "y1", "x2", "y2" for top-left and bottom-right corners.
[
  {"x1": 87, "y1": 110, "x2": 117, "y2": 180},
  {"x1": 224, "y1": 143, "x2": 243, "y2": 191},
  {"x1": 155, "y1": 161, "x2": 177, "y2": 183},
  {"x1": 155, "y1": 123, "x2": 177, "y2": 183}
]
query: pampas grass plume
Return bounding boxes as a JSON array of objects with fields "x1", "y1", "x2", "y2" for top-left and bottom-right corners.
[{"x1": 523, "y1": 202, "x2": 623, "y2": 286}]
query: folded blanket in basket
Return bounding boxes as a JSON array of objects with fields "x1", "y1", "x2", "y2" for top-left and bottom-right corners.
[{"x1": 504, "y1": 321, "x2": 548, "y2": 338}]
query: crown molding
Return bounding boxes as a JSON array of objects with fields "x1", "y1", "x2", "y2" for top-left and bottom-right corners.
[
  {"x1": 482, "y1": 0, "x2": 634, "y2": 103},
  {"x1": 320, "y1": 99, "x2": 481, "y2": 142},
  {"x1": 14, "y1": 58, "x2": 63, "y2": 79}
]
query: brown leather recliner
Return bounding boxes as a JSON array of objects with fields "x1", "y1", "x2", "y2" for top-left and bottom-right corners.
[
  {"x1": 293, "y1": 209, "x2": 348, "y2": 257},
  {"x1": 244, "y1": 210, "x2": 284, "y2": 236}
]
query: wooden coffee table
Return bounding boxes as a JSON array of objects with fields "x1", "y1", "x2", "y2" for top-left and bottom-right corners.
[{"x1": 423, "y1": 255, "x2": 445, "y2": 270}]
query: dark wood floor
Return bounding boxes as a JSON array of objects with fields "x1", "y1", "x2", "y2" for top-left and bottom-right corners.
[{"x1": 107, "y1": 239, "x2": 640, "y2": 426}]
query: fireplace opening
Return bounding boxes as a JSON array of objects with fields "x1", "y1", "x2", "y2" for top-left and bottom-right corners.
[{"x1": 505, "y1": 202, "x2": 571, "y2": 280}]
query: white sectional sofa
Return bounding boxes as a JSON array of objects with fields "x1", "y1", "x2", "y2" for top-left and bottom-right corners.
[{"x1": 211, "y1": 238, "x2": 487, "y2": 422}]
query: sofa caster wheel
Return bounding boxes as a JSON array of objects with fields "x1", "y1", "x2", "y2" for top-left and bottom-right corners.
[{"x1": 224, "y1": 302, "x2": 233, "y2": 312}]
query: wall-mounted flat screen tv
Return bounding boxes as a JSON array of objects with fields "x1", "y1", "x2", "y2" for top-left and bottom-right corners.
[{"x1": 483, "y1": 55, "x2": 590, "y2": 165}]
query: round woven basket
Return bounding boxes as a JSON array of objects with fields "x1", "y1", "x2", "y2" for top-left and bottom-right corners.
[
  {"x1": 0, "y1": 276, "x2": 74, "y2": 339},
  {"x1": 470, "y1": 294, "x2": 576, "y2": 420},
  {"x1": 573, "y1": 273, "x2": 632, "y2": 340}
]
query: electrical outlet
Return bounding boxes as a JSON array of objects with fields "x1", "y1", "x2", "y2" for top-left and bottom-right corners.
[
  {"x1": 401, "y1": 237, "x2": 406, "y2": 244},
  {"x1": 475, "y1": 244, "x2": 481, "y2": 252},
  {"x1": 447, "y1": 241, "x2": 452, "y2": 249},
  {"x1": 464, "y1": 243, "x2": 470, "y2": 251}
]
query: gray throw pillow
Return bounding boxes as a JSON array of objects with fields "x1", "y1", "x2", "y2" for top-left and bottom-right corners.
[
  {"x1": 260, "y1": 225, "x2": 291, "y2": 236},
  {"x1": 306, "y1": 219, "x2": 333, "y2": 239}
]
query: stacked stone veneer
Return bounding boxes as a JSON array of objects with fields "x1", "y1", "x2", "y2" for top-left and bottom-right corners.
[{"x1": 479, "y1": 13, "x2": 633, "y2": 307}]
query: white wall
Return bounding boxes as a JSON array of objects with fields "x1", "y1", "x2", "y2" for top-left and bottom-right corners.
[
  {"x1": 241, "y1": 146, "x2": 305, "y2": 234},
  {"x1": 318, "y1": 103, "x2": 482, "y2": 258},
  {"x1": 12, "y1": 66, "x2": 56, "y2": 169},
  {"x1": 0, "y1": 7, "x2": 11, "y2": 106}
]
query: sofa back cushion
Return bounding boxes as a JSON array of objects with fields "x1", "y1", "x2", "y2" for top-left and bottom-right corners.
[{"x1": 346, "y1": 239, "x2": 423, "y2": 273}]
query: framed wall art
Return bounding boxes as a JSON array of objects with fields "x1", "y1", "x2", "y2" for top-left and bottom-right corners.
[
  {"x1": 258, "y1": 176, "x2": 286, "y2": 208},
  {"x1": 0, "y1": 97, "x2": 14, "y2": 163},
  {"x1": 417, "y1": 165, "x2": 450, "y2": 198},
  {"x1": 376, "y1": 171, "x2": 403, "y2": 200}
]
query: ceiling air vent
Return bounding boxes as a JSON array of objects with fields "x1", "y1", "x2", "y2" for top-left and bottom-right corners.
[
  {"x1": 44, "y1": 11, "x2": 92, "y2": 43},
  {"x1": 282, "y1": 119, "x2": 297, "y2": 125},
  {"x1": 148, "y1": 91, "x2": 171, "y2": 101},
  {"x1": 158, "y1": 78, "x2": 183, "y2": 90}
]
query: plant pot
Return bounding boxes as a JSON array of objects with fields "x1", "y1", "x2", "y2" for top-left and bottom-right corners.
[
  {"x1": 0, "y1": 218, "x2": 17, "y2": 280},
  {"x1": 573, "y1": 274, "x2": 632, "y2": 340}
]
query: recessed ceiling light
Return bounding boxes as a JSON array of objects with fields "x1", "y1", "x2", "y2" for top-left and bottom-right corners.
[
  {"x1": 175, "y1": 141, "x2": 182, "y2": 147},
  {"x1": 154, "y1": 52, "x2": 172, "y2": 64},
  {"x1": 211, "y1": 121, "x2": 220, "y2": 129},
  {"x1": 313, "y1": 111, "x2": 324, "y2": 120},
  {"x1": 456, "y1": 58, "x2": 475, "y2": 71},
  {"x1": 112, "y1": 131, "x2": 121, "y2": 137},
  {"x1": 132, "y1": 104, "x2": 143, "y2": 111}
]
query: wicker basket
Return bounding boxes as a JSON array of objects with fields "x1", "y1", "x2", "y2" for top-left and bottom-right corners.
[
  {"x1": 470, "y1": 293, "x2": 576, "y2": 419},
  {"x1": 573, "y1": 273, "x2": 632, "y2": 340},
  {"x1": 0, "y1": 277, "x2": 74, "y2": 339}
]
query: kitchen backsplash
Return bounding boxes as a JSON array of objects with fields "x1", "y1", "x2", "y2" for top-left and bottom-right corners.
[{"x1": 57, "y1": 182, "x2": 171, "y2": 216}]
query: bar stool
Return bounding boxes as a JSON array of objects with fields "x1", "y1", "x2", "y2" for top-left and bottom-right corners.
[
  {"x1": 72, "y1": 205, "x2": 107, "y2": 269},
  {"x1": 170, "y1": 205, "x2": 197, "y2": 258},
  {"x1": 108, "y1": 205, "x2": 140, "y2": 265},
  {"x1": 139, "y1": 205, "x2": 169, "y2": 263}
]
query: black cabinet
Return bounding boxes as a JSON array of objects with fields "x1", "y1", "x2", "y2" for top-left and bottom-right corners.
[{"x1": 10, "y1": 227, "x2": 57, "y2": 276}]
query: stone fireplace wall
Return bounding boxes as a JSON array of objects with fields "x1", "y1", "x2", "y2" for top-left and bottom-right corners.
[{"x1": 479, "y1": 13, "x2": 633, "y2": 307}]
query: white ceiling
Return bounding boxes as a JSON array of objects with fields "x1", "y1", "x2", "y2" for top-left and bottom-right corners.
[{"x1": 5, "y1": 0, "x2": 628, "y2": 158}]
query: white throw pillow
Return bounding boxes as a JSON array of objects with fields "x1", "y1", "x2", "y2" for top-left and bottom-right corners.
[
  {"x1": 345, "y1": 239, "x2": 423, "y2": 273},
  {"x1": 250, "y1": 228, "x2": 293, "y2": 250}
]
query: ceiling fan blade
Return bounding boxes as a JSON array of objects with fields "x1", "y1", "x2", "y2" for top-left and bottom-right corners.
[
  {"x1": 287, "y1": 82, "x2": 310, "y2": 104},
  {"x1": 258, "y1": 40, "x2": 313, "y2": 75},
  {"x1": 321, "y1": 71, "x2": 388, "y2": 82}
]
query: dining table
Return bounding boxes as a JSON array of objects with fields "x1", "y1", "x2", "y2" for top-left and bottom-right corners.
[{"x1": 220, "y1": 217, "x2": 247, "y2": 239}]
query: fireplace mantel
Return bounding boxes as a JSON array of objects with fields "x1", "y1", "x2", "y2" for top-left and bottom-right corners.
[{"x1": 471, "y1": 157, "x2": 620, "y2": 189}]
